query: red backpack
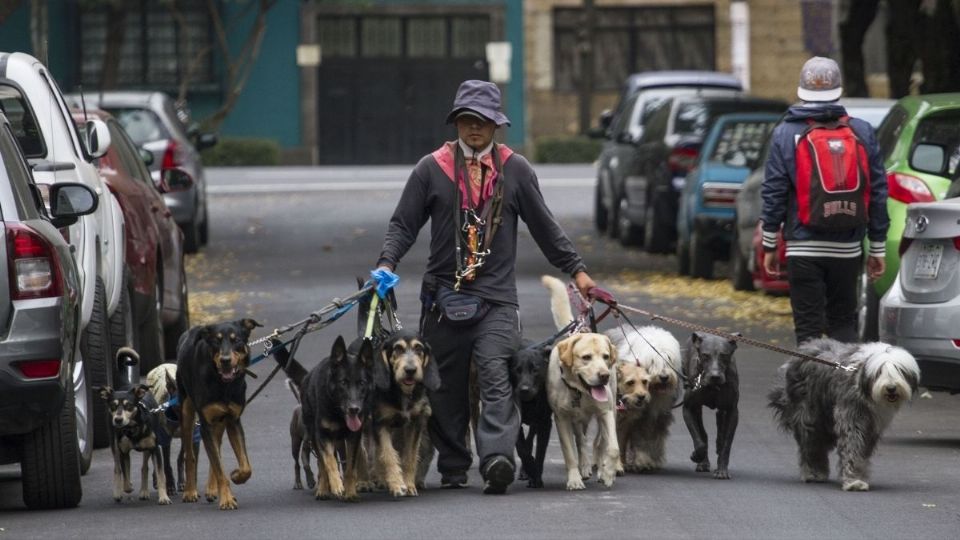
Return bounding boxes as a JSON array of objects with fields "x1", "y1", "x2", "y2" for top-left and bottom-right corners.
[{"x1": 795, "y1": 116, "x2": 870, "y2": 230}]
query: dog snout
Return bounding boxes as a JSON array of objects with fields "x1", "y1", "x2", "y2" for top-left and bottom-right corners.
[
  {"x1": 113, "y1": 417, "x2": 124, "y2": 426},
  {"x1": 707, "y1": 373, "x2": 725, "y2": 385},
  {"x1": 346, "y1": 406, "x2": 361, "y2": 416},
  {"x1": 885, "y1": 384, "x2": 898, "y2": 393},
  {"x1": 659, "y1": 374, "x2": 670, "y2": 384},
  {"x1": 597, "y1": 372, "x2": 610, "y2": 386},
  {"x1": 404, "y1": 365, "x2": 418, "y2": 376}
]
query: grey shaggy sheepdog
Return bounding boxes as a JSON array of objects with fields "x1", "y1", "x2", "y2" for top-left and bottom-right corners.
[{"x1": 768, "y1": 338, "x2": 920, "y2": 492}]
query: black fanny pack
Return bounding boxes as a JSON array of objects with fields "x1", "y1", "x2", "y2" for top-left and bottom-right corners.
[{"x1": 432, "y1": 284, "x2": 490, "y2": 327}]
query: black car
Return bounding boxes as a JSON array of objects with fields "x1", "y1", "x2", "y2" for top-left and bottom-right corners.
[{"x1": 615, "y1": 95, "x2": 788, "y2": 252}]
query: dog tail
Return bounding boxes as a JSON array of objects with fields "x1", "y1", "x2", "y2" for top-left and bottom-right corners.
[
  {"x1": 766, "y1": 385, "x2": 791, "y2": 431},
  {"x1": 271, "y1": 341, "x2": 309, "y2": 388},
  {"x1": 285, "y1": 378, "x2": 302, "y2": 404},
  {"x1": 145, "y1": 363, "x2": 175, "y2": 403},
  {"x1": 541, "y1": 275, "x2": 574, "y2": 331}
]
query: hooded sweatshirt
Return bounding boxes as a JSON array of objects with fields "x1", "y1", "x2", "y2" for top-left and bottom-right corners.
[{"x1": 760, "y1": 102, "x2": 889, "y2": 258}]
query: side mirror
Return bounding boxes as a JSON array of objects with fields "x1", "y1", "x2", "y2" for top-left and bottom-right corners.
[
  {"x1": 598, "y1": 109, "x2": 613, "y2": 130},
  {"x1": 138, "y1": 147, "x2": 154, "y2": 166},
  {"x1": 909, "y1": 143, "x2": 947, "y2": 176},
  {"x1": 48, "y1": 183, "x2": 98, "y2": 228},
  {"x1": 159, "y1": 168, "x2": 194, "y2": 193},
  {"x1": 196, "y1": 132, "x2": 218, "y2": 150},
  {"x1": 186, "y1": 122, "x2": 200, "y2": 138},
  {"x1": 84, "y1": 119, "x2": 112, "y2": 159}
]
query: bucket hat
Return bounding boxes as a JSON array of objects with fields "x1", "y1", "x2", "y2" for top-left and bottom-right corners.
[
  {"x1": 797, "y1": 56, "x2": 843, "y2": 102},
  {"x1": 445, "y1": 80, "x2": 511, "y2": 126}
]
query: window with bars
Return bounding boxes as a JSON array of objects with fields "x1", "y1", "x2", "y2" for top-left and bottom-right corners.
[
  {"x1": 78, "y1": 1, "x2": 214, "y2": 88},
  {"x1": 553, "y1": 5, "x2": 716, "y2": 92},
  {"x1": 318, "y1": 15, "x2": 490, "y2": 60}
]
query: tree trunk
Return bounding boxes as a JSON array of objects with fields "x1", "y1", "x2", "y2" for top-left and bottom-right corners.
[
  {"x1": 577, "y1": 0, "x2": 595, "y2": 135},
  {"x1": 98, "y1": 1, "x2": 128, "y2": 91},
  {"x1": 29, "y1": 0, "x2": 48, "y2": 64}
]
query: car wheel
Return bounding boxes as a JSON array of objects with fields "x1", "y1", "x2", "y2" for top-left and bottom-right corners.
[
  {"x1": 76, "y1": 352, "x2": 94, "y2": 474},
  {"x1": 163, "y1": 264, "x2": 190, "y2": 361},
  {"x1": 199, "y1": 198, "x2": 209, "y2": 246},
  {"x1": 84, "y1": 277, "x2": 112, "y2": 450},
  {"x1": 617, "y1": 198, "x2": 643, "y2": 246},
  {"x1": 643, "y1": 193, "x2": 671, "y2": 254},
  {"x1": 594, "y1": 181, "x2": 608, "y2": 233},
  {"x1": 689, "y1": 227, "x2": 713, "y2": 279},
  {"x1": 21, "y1": 361, "x2": 83, "y2": 509},
  {"x1": 730, "y1": 228, "x2": 755, "y2": 291},
  {"x1": 138, "y1": 276, "x2": 166, "y2": 375},
  {"x1": 857, "y1": 270, "x2": 880, "y2": 342},
  {"x1": 676, "y1": 234, "x2": 690, "y2": 275},
  {"x1": 606, "y1": 192, "x2": 621, "y2": 239},
  {"x1": 182, "y1": 217, "x2": 200, "y2": 254}
]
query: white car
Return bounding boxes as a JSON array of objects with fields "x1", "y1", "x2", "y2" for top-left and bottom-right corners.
[{"x1": 0, "y1": 52, "x2": 130, "y2": 449}]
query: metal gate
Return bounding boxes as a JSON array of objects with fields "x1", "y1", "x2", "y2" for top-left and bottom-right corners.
[{"x1": 316, "y1": 14, "x2": 491, "y2": 165}]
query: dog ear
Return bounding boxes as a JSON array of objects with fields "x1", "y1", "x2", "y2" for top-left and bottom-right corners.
[
  {"x1": 540, "y1": 345, "x2": 552, "y2": 363},
  {"x1": 165, "y1": 369, "x2": 177, "y2": 390},
  {"x1": 691, "y1": 332, "x2": 703, "y2": 347},
  {"x1": 728, "y1": 332, "x2": 741, "y2": 349},
  {"x1": 605, "y1": 335, "x2": 618, "y2": 366},
  {"x1": 331, "y1": 336, "x2": 347, "y2": 365},
  {"x1": 422, "y1": 347, "x2": 442, "y2": 392},
  {"x1": 556, "y1": 335, "x2": 580, "y2": 368},
  {"x1": 239, "y1": 318, "x2": 262, "y2": 336},
  {"x1": 358, "y1": 338, "x2": 375, "y2": 368},
  {"x1": 134, "y1": 384, "x2": 150, "y2": 400},
  {"x1": 94, "y1": 386, "x2": 112, "y2": 401}
]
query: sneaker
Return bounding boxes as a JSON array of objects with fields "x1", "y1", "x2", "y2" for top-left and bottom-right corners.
[
  {"x1": 481, "y1": 455, "x2": 514, "y2": 495},
  {"x1": 440, "y1": 471, "x2": 468, "y2": 489}
]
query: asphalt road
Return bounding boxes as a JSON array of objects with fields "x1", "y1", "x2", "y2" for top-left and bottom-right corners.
[{"x1": 1, "y1": 164, "x2": 958, "y2": 539}]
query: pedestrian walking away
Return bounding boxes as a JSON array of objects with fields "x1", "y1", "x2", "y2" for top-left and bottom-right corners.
[
  {"x1": 375, "y1": 79, "x2": 596, "y2": 494},
  {"x1": 761, "y1": 56, "x2": 890, "y2": 346}
]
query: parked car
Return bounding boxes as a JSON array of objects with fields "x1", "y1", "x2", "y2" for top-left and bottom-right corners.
[
  {"x1": 68, "y1": 91, "x2": 216, "y2": 253},
  {"x1": 0, "y1": 110, "x2": 99, "y2": 509},
  {"x1": 0, "y1": 51, "x2": 128, "y2": 449},
  {"x1": 73, "y1": 110, "x2": 192, "y2": 369},
  {"x1": 676, "y1": 112, "x2": 780, "y2": 278},
  {"x1": 593, "y1": 71, "x2": 743, "y2": 238},
  {"x1": 731, "y1": 98, "x2": 895, "y2": 293},
  {"x1": 616, "y1": 95, "x2": 787, "y2": 252},
  {"x1": 879, "y1": 195, "x2": 960, "y2": 392},
  {"x1": 859, "y1": 93, "x2": 960, "y2": 341}
]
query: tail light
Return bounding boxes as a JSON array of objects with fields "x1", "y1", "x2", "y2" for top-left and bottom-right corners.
[
  {"x1": 15, "y1": 359, "x2": 61, "y2": 379},
  {"x1": 161, "y1": 140, "x2": 183, "y2": 169},
  {"x1": 668, "y1": 146, "x2": 699, "y2": 175},
  {"x1": 952, "y1": 339, "x2": 960, "y2": 348},
  {"x1": 701, "y1": 183, "x2": 740, "y2": 208},
  {"x1": 6, "y1": 223, "x2": 62, "y2": 300},
  {"x1": 887, "y1": 172, "x2": 935, "y2": 204}
]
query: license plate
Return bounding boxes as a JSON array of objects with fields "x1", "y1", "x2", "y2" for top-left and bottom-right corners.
[{"x1": 914, "y1": 242, "x2": 943, "y2": 280}]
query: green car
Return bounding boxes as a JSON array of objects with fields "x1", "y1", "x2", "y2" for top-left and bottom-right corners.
[{"x1": 860, "y1": 93, "x2": 960, "y2": 340}]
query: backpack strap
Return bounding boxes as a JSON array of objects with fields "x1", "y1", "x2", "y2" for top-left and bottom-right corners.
[{"x1": 480, "y1": 143, "x2": 505, "y2": 252}]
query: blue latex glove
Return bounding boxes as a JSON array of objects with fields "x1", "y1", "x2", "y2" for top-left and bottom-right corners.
[{"x1": 370, "y1": 268, "x2": 399, "y2": 298}]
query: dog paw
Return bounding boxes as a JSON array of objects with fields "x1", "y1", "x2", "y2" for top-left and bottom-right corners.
[
  {"x1": 623, "y1": 464, "x2": 640, "y2": 474},
  {"x1": 842, "y1": 479, "x2": 870, "y2": 492},
  {"x1": 182, "y1": 490, "x2": 200, "y2": 503},
  {"x1": 218, "y1": 496, "x2": 239, "y2": 510},
  {"x1": 404, "y1": 484, "x2": 419, "y2": 497},
  {"x1": 801, "y1": 471, "x2": 828, "y2": 483},
  {"x1": 579, "y1": 466, "x2": 593, "y2": 480},
  {"x1": 713, "y1": 469, "x2": 731, "y2": 480},
  {"x1": 314, "y1": 488, "x2": 329, "y2": 500},
  {"x1": 205, "y1": 491, "x2": 218, "y2": 502},
  {"x1": 356, "y1": 481, "x2": 373, "y2": 493},
  {"x1": 306, "y1": 478, "x2": 317, "y2": 490},
  {"x1": 389, "y1": 486, "x2": 407, "y2": 498},
  {"x1": 113, "y1": 495, "x2": 123, "y2": 503},
  {"x1": 294, "y1": 482, "x2": 303, "y2": 490},
  {"x1": 517, "y1": 469, "x2": 529, "y2": 482},
  {"x1": 598, "y1": 474, "x2": 615, "y2": 488},
  {"x1": 158, "y1": 495, "x2": 173, "y2": 505},
  {"x1": 231, "y1": 469, "x2": 251, "y2": 485},
  {"x1": 695, "y1": 461, "x2": 711, "y2": 473},
  {"x1": 415, "y1": 481, "x2": 426, "y2": 491},
  {"x1": 124, "y1": 484, "x2": 134, "y2": 494},
  {"x1": 565, "y1": 479, "x2": 586, "y2": 491},
  {"x1": 690, "y1": 448, "x2": 708, "y2": 463},
  {"x1": 139, "y1": 491, "x2": 150, "y2": 501},
  {"x1": 526, "y1": 478, "x2": 544, "y2": 489}
]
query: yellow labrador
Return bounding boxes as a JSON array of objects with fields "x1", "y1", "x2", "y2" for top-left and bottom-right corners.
[{"x1": 546, "y1": 333, "x2": 619, "y2": 490}]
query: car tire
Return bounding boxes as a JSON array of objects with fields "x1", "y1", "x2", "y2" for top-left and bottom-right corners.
[
  {"x1": 138, "y1": 276, "x2": 166, "y2": 376},
  {"x1": 730, "y1": 228, "x2": 755, "y2": 291},
  {"x1": 857, "y1": 270, "x2": 880, "y2": 342},
  {"x1": 182, "y1": 216, "x2": 200, "y2": 254},
  {"x1": 21, "y1": 362, "x2": 84, "y2": 509},
  {"x1": 689, "y1": 228, "x2": 713, "y2": 279},
  {"x1": 76, "y1": 352, "x2": 94, "y2": 475},
  {"x1": 164, "y1": 264, "x2": 190, "y2": 361},
  {"x1": 643, "y1": 193, "x2": 671, "y2": 254},
  {"x1": 199, "y1": 198, "x2": 209, "y2": 246},
  {"x1": 85, "y1": 277, "x2": 112, "y2": 450},
  {"x1": 594, "y1": 182, "x2": 608, "y2": 233},
  {"x1": 617, "y1": 198, "x2": 643, "y2": 246},
  {"x1": 606, "y1": 193, "x2": 621, "y2": 239}
]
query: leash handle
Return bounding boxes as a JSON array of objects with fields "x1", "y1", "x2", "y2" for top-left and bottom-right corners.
[{"x1": 364, "y1": 294, "x2": 380, "y2": 339}]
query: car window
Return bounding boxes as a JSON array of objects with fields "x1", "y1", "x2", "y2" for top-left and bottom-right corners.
[
  {"x1": 163, "y1": 98, "x2": 190, "y2": 140},
  {"x1": 610, "y1": 94, "x2": 638, "y2": 139},
  {"x1": 913, "y1": 110, "x2": 960, "y2": 177},
  {"x1": 107, "y1": 107, "x2": 170, "y2": 145},
  {"x1": 0, "y1": 85, "x2": 47, "y2": 159},
  {"x1": 709, "y1": 120, "x2": 777, "y2": 169},
  {"x1": 107, "y1": 119, "x2": 156, "y2": 188},
  {"x1": 674, "y1": 100, "x2": 784, "y2": 138},
  {"x1": 38, "y1": 70, "x2": 83, "y2": 158},
  {"x1": 845, "y1": 106, "x2": 890, "y2": 129},
  {"x1": 876, "y1": 105, "x2": 908, "y2": 160},
  {"x1": 0, "y1": 124, "x2": 42, "y2": 219},
  {"x1": 640, "y1": 99, "x2": 672, "y2": 142}
]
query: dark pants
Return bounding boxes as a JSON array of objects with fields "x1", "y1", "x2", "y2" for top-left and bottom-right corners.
[
  {"x1": 421, "y1": 303, "x2": 520, "y2": 476},
  {"x1": 787, "y1": 256, "x2": 862, "y2": 346}
]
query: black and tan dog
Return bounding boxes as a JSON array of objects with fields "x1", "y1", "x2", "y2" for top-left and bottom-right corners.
[
  {"x1": 369, "y1": 330, "x2": 439, "y2": 497},
  {"x1": 681, "y1": 332, "x2": 740, "y2": 480},
  {"x1": 176, "y1": 318, "x2": 261, "y2": 510},
  {"x1": 511, "y1": 341, "x2": 553, "y2": 488},
  {"x1": 96, "y1": 355, "x2": 171, "y2": 505}
]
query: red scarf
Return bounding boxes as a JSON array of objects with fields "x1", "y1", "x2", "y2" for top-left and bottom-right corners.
[{"x1": 431, "y1": 141, "x2": 514, "y2": 209}]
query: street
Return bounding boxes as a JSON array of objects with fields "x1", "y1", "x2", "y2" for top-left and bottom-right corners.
[{"x1": 2, "y1": 164, "x2": 958, "y2": 539}]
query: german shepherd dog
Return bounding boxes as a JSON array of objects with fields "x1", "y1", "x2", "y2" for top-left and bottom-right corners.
[
  {"x1": 370, "y1": 330, "x2": 439, "y2": 497},
  {"x1": 176, "y1": 318, "x2": 261, "y2": 510},
  {"x1": 96, "y1": 362, "x2": 171, "y2": 505},
  {"x1": 279, "y1": 335, "x2": 377, "y2": 501}
]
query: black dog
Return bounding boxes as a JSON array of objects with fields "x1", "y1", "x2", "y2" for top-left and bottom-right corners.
[
  {"x1": 681, "y1": 332, "x2": 740, "y2": 480},
  {"x1": 511, "y1": 340, "x2": 553, "y2": 488},
  {"x1": 277, "y1": 335, "x2": 377, "y2": 501},
  {"x1": 96, "y1": 377, "x2": 171, "y2": 505},
  {"x1": 176, "y1": 318, "x2": 261, "y2": 510}
]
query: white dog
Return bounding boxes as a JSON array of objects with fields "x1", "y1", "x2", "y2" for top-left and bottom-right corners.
[{"x1": 542, "y1": 276, "x2": 619, "y2": 490}]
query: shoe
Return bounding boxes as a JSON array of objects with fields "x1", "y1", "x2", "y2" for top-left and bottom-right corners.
[
  {"x1": 481, "y1": 455, "x2": 514, "y2": 495},
  {"x1": 440, "y1": 471, "x2": 468, "y2": 489}
]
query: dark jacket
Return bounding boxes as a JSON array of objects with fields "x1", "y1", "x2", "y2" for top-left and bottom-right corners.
[
  {"x1": 760, "y1": 103, "x2": 889, "y2": 257},
  {"x1": 377, "y1": 150, "x2": 585, "y2": 307}
]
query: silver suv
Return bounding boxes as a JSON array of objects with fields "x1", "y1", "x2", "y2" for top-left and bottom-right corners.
[
  {"x1": 0, "y1": 111, "x2": 98, "y2": 509},
  {"x1": 68, "y1": 91, "x2": 216, "y2": 253}
]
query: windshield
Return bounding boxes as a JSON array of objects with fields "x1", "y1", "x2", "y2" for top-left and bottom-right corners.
[
  {"x1": 674, "y1": 100, "x2": 783, "y2": 138},
  {"x1": 709, "y1": 119, "x2": 776, "y2": 168},
  {"x1": 106, "y1": 107, "x2": 170, "y2": 145}
]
